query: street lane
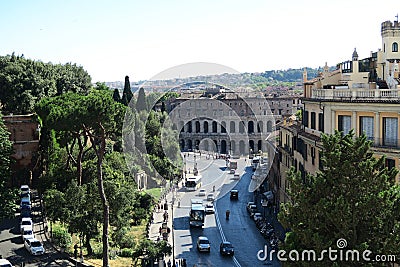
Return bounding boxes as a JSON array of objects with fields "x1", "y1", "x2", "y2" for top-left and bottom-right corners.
[
  {"x1": 0, "y1": 190, "x2": 74, "y2": 267},
  {"x1": 173, "y1": 154, "x2": 280, "y2": 266}
]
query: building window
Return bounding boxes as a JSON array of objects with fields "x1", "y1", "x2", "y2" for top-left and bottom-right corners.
[
  {"x1": 318, "y1": 150, "x2": 323, "y2": 170},
  {"x1": 392, "y1": 42, "x2": 398, "y2": 52},
  {"x1": 359, "y1": 116, "x2": 374, "y2": 140},
  {"x1": 385, "y1": 158, "x2": 396, "y2": 171},
  {"x1": 310, "y1": 112, "x2": 316, "y2": 130},
  {"x1": 318, "y1": 113, "x2": 324, "y2": 132},
  {"x1": 338, "y1": 115, "x2": 351, "y2": 134},
  {"x1": 303, "y1": 110, "x2": 309, "y2": 127},
  {"x1": 383, "y1": 117, "x2": 398, "y2": 146}
]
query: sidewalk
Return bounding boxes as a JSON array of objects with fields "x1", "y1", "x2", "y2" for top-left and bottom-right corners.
[{"x1": 148, "y1": 186, "x2": 183, "y2": 267}]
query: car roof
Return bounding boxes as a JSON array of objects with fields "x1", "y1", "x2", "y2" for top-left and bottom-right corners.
[
  {"x1": 221, "y1": 241, "x2": 232, "y2": 245},
  {"x1": 231, "y1": 189, "x2": 238, "y2": 192},
  {"x1": 0, "y1": 259, "x2": 12, "y2": 264},
  {"x1": 198, "y1": 236, "x2": 209, "y2": 240},
  {"x1": 20, "y1": 185, "x2": 30, "y2": 189},
  {"x1": 21, "y1": 217, "x2": 32, "y2": 222}
]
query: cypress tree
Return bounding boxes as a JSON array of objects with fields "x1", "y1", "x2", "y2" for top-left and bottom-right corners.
[
  {"x1": 136, "y1": 87, "x2": 146, "y2": 111},
  {"x1": 121, "y1": 75, "x2": 133, "y2": 106},
  {"x1": 112, "y1": 88, "x2": 121, "y2": 103}
]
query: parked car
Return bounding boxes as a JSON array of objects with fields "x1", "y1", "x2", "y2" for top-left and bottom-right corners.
[
  {"x1": 20, "y1": 217, "x2": 33, "y2": 233},
  {"x1": 229, "y1": 168, "x2": 235, "y2": 174},
  {"x1": 233, "y1": 173, "x2": 240, "y2": 180},
  {"x1": 197, "y1": 236, "x2": 210, "y2": 252},
  {"x1": 246, "y1": 201, "x2": 255, "y2": 210},
  {"x1": 198, "y1": 189, "x2": 206, "y2": 196},
  {"x1": 24, "y1": 238, "x2": 45, "y2": 256},
  {"x1": 0, "y1": 259, "x2": 13, "y2": 267},
  {"x1": 230, "y1": 190, "x2": 238, "y2": 200},
  {"x1": 206, "y1": 193, "x2": 214, "y2": 201},
  {"x1": 21, "y1": 227, "x2": 34, "y2": 241},
  {"x1": 253, "y1": 213, "x2": 263, "y2": 222},
  {"x1": 20, "y1": 185, "x2": 30, "y2": 195},
  {"x1": 20, "y1": 197, "x2": 31, "y2": 210},
  {"x1": 205, "y1": 203, "x2": 215, "y2": 214},
  {"x1": 247, "y1": 205, "x2": 258, "y2": 217},
  {"x1": 220, "y1": 241, "x2": 234, "y2": 256},
  {"x1": 20, "y1": 207, "x2": 31, "y2": 219}
]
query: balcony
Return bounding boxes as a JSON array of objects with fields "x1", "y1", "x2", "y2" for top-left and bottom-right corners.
[{"x1": 312, "y1": 88, "x2": 400, "y2": 100}]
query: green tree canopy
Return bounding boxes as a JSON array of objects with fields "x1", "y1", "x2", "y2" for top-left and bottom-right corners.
[
  {"x1": 121, "y1": 75, "x2": 133, "y2": 106},
  {"x1": 0, "y1": 53, "x2": 91, "y2": 114},
  {"x1": 279, "y1": 130, "x2": 400, "y2": 266},
  {"x1": 0, "y1": 113, "x2": 17, "y2": 218}
]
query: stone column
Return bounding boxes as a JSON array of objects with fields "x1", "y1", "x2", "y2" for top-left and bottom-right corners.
[
  {"x1": 374, "y1": 112, "x2": 380, "y2": 146},
  {"x1": 352, "y1": 111, "x2": 357, "y2": 135}
]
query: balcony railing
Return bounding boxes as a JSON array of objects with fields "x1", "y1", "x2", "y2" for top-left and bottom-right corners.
[
  {"x1": 369, "y1": 138, "x2": 400, "y2": 150},
  {"x1": 312, "y1": 88, "x2": 400, "y2": 100}
]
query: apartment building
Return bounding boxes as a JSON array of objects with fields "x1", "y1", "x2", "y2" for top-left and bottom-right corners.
[{"x1": 278, "y1": 19, "x2": 400, "y2": 204}]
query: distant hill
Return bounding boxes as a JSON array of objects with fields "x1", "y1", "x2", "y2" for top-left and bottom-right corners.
[{"x1": 106, "y1": 66, "x2": 335, "y2": 91}]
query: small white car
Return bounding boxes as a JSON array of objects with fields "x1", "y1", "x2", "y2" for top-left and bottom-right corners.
[
  {"x1": 198, "y1": 189, "x2": 206, "y2": 196},
  {"x1": 197, "y1": 236, "x2": 210, "y2": 252},
  {"x1": 0, "y1": 259, "x2": 13, "y2": 267},
  {"x1": 20, "y1": 185, "x2": 30, "y2": 195},
  {"x1": 205, "y1": 203, "x2": 215, "y2": 214},
  {"x1": 233, "y1": 173, "x2": 240, "y2": 180},
  {"x1": 20, "y1": 217, "x2": 33, "y2": 233},
  {"x1": 206, "y1": 193, "x2": 214, "y2": 201},
  {"x1": 24, "y1": 237, "x2": 45, "y2": 256},
  {"x1": 21, "y1": 226, "x2": 34, "y2": 241}
]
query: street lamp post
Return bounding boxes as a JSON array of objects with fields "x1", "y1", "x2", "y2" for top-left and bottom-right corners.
[{"x1": 171, "y1": 191, "x2": 176, "y2": 267}]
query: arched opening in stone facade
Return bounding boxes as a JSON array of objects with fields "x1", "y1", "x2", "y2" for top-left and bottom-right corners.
[
  {"x1": 187, "y1": 121, "x2": 192, "y2": 133},
  {"x1": 212, "y1": 121, "x2": 218, "y2": 133},
  {"x1": 204, "y1": 121, "x2": 209, "y2": 133},
  {"x1": 195, "y1": 121, "x2": 200, "y2": 133},
  {"x1": 213, "y1": 140, "x2": 218, "y2": 152},
  {"x1": 267, "y1": 121, "x2": 273, "y2": 132},
  {"x1": 180, "y1": 139, "x2": 185, "y2": 150},
  {"x1": 239, "y1": 121, "x2": 245, "y2": 133},
  {"x1": 221, "y1": 121, "x2": 226, "y2": 133},
  {"x1": 239, "y1": 140, "x2": 245, "y2": 155},
  {"x1": 221, "y1": 140, "x2": 227, "y2": 154},
  {"x1": 258, "y1": 140, "x2": 262, "y2": 152},
  {"x1": 195, "y1": 140, "x2": 200, "y2": 150},
  {"x1": 249, "y1": 140, "x2": 255, "y2": 153},
  {"x1": 248, "y1": 121, "x2": 254, "y2": 133},
  {"x1": 230, "y1": 121, "x2": 235, "y2": 133}
]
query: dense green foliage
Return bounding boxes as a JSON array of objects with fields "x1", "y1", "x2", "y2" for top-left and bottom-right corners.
[
  {"x1": 279, "y1": 131, "x2": 400, "y2": 266},
  {"x1": 0, "y1": 113, "x2": 17, "y2": 218},
  {"x1": 0, "y1": 53, "x2": 91, "y2": 114}
]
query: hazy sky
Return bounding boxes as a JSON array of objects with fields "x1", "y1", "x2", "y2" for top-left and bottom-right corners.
[{"x1": 1, "y1": 0, "x2": 398, "y2": 82}]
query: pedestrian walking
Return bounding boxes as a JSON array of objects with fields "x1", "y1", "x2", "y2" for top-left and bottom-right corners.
[{"x1": 168, "y1": 259, "x2": 171, "y2": 267}]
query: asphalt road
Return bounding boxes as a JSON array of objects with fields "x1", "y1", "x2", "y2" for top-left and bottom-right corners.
[
  {"x1": 173, "y1": 154, "x2": 281, "y2": 267},
  {"x1": 0, "y1": 190, "x2": 75, "y2": 267}
]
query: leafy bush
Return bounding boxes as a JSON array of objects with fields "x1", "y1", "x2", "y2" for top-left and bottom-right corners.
[
  {"x1": 120, "y1": 248, "x2": 134, "y2": 257},
  {"x1": 52, "y1": 225, "x2": 72, "y2": 248}
]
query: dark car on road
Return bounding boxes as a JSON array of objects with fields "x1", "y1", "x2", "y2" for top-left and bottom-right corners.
[
  {"x1": 230, "y1": 190, "x2": 238, "y2": 200},
  {"x1": 220, "y1": 241, "x2": 234, "y2": 256}
]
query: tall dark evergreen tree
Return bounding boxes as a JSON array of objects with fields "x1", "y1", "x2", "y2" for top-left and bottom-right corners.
[
  {"x1": 136, "y1": 87, "x2": 146, "y2": 111},
  {"x1": 112, "y1": 88, "x2": 121, "y2": 103},
  {"x1": 121, "y1": 75, "x2": 133, "y2": 106}
]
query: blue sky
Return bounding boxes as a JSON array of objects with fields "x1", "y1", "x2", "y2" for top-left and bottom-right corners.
[{"x1": 1, "y1": 0, "x2": 398, "y2": 82}]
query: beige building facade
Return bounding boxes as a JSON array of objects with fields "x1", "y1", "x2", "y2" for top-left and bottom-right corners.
[{"x1": 279, "y1": 19, "x2": 400, "y2": 204}]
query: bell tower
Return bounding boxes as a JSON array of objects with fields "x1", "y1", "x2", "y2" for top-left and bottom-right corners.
[{"x1": 381, "y1": 18, "x2": 400, "y2": 81}]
